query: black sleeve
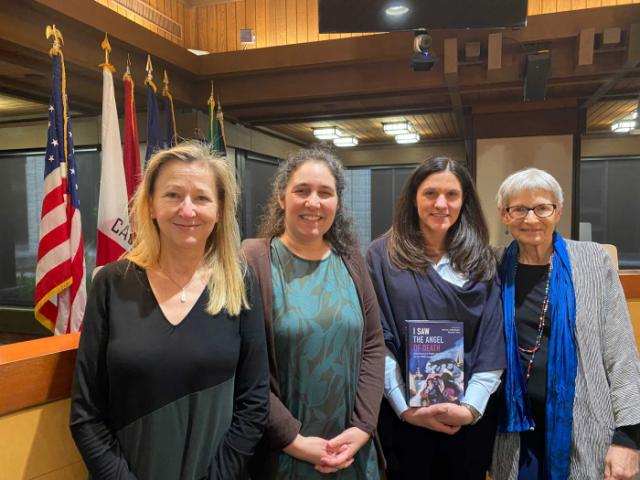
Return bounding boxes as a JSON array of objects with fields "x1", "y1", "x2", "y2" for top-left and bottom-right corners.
[
  {"x1": 366, "y1": 240, "x2": 402, "y2": 359},
  {"x1": 211, "y1": 268, "x2": 270, "y2": 479},
  {"x1": 69, "y1": 268, "x2": 138, "y2": 480},
  {"x1": 612, "y1": 425, "x2": 640, "y2": 450}
]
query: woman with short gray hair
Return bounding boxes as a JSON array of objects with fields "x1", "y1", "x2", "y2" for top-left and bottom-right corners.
[{"x1": 492, "y1": 167, "x2": 640, "y2": 480}]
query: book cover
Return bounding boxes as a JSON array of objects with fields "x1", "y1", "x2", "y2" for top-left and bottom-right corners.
[{"x1": 406, "y1": 320, "x2": 464, "y2": 407}]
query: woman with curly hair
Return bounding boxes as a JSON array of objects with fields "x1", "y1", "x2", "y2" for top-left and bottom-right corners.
[{"x1": 242, "y1": 146, "x2": 385, "y2": 479}]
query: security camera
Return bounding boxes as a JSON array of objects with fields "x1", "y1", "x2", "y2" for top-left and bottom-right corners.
[
  {"x1": 413, "y1": 33, "x2": 432, "y2": 54},
  {"x1": 411, "y1": 31, "x2": 438, "y2": 71}
]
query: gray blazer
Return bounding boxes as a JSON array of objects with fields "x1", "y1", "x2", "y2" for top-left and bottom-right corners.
[{"x1": 492, "y1": 240, "x2": 640, "y2": 479}]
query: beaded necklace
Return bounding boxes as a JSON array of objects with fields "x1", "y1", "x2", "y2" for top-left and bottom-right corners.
[{"x1": 517, "y1": 257, "x2": 553, "y2": 381}]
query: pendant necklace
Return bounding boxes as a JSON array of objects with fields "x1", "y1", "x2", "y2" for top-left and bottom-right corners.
[
  {"x1": 517, "y1": 256, "x2": 553, "y2": 381},
  {"x1": 159, "y1": 265, "x2": 201, "y2": 303}
]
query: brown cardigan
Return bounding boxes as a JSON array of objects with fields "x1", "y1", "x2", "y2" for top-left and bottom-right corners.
[{"x1": 242, "y1": 238, "x2": 385, "y2": 450}]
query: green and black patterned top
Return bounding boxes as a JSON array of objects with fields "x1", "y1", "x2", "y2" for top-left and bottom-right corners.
[{"x1": 269, "y1": 238, "x2": 379, "y2": 480}]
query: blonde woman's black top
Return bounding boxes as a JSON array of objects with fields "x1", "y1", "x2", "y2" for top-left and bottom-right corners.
[{"x1": 70, "y1": 260, "x2": 269, "y2": 480}]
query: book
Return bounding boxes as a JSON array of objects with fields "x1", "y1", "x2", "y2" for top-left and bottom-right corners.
[{"x1": 406, "y1": 320, "x2": 464, "y2": 407}]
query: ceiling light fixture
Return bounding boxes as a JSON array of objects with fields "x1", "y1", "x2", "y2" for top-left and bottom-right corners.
[
  {"x1": 385, "y1": 5, "x2": 409, "y2": 16},
  {"x1": 313, "y1": 127, "x2": 342, "y2": 140},
  {"x1": 383, "y1": 121, "x2": 411, "y2": 135},
  {"x1": 187, "y1": 49, "x2": 210, "y2": 56},
  {"x1": 611, "y1": 120, "x2": 637, "y2": 134},
  {"x1": 395, "y1": 132, "x2": 420, "y2": 144},
  {"x1": 333, "y1": 136, "x2": 359, "y2": 147}
]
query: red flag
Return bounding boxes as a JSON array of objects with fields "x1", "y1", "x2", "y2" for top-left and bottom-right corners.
[
  {"x1": 123, "y1": 70, "x2": 141, "y2": 201},
  {"x1": 35, "y1": 26, "x2": 87, "y2": 334}
]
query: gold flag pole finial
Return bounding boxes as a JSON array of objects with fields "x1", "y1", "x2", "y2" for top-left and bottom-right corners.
[
  {"x1": 208, "y1": 81, "x2": 214, "y2": 105},
  {"x1": 145, "y1": 54, "x2": 153, "y2": 81},
  {"x1": 45, "y1": 24, "x2": 64, "y2": 56},
  {"x1": 162, "y1": 70, "x2": 170, "y2": 96},
  {"x1": 145, "y1": 54, "x2": 157, "y2": 91},
  {"x1": 99, "y1": 33, "x2": 115, "y2": 72},
  {"x1": 125, "y1": 53, "x2": 131, "y2": 76}
]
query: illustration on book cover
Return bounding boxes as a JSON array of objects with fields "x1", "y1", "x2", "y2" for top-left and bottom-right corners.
[{"x1": 406, "y1": 320, "x2": 464, "y2": 407}]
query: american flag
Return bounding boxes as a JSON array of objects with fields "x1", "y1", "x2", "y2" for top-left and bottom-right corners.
[{"x1": 34, "y1": 45, "x2": 86, "y2": 334}]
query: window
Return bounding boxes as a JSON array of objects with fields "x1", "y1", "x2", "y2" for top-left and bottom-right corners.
[
  {"x1": 236, "y1": 149, "x2": 280, "y2": 239},
  {"x1": 580, "y1": 156, "x2": 640, "y2": 269},
  {"x1": 0, "y1": 149, "x2": 100, "y2": 306},
  {"x1": 343, "y1": 166, "x2": 415, "y2": 253}
]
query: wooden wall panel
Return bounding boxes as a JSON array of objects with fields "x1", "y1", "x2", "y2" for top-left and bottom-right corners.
[
  {"x1": 255, "y1": 0, "x2": 267, "y2": 48},
  {"x1": 286, "y1": 0, "x2": 297, "y2": 44},
  {"x1": 94, "y1": 0, "x2": 640, "y2": 53},
  {"x1": 226, "y1": 1, "x2": 237, "y2": 51},
  {"x1": 307, "y1": 0, "x2": 319, "y2": 42},
  {"x1": 296, "y1": 0, "x2": 307, "y2": 43},
  {"x1": 217, "y1": 4, "x2": 227, "y2": 52},
  {"x1": 93, "y1": 0, "x2": 186, "y2": 46},
  {"x1": 275, "y1": 0, "x2": 287, "y2": 46}
]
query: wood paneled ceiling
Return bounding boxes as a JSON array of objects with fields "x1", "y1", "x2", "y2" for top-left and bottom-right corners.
[{"x1": 588, "y1": 99, "x2": 638, "y2": 132}]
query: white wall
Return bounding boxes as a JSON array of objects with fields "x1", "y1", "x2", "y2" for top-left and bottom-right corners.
[{"x1": 476, "y1": 135, "x2": 574, "y2": 249}]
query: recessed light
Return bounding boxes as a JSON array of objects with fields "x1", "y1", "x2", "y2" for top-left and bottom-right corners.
[
  {"x1": 313, "y1": 127, "x2": 342, "y2": 140},
  {"x1": 187, "y1": 49, "x2": 210, "y2": 56},
  {"x1": 383, "y1": 121, "x2": 411, "y2": 135},
  {"x1": 333, "y1": 137, "x2": 359, "y2": 147},
  {"x1": 611, "y1": 120, "x2": 636, "y2": 133},
  {"x1": 385, "y1": 5, "x2": 409, "y2": 16},
  {"x1": 395, "y1": 132, "x2": 420, "y2": 144}
]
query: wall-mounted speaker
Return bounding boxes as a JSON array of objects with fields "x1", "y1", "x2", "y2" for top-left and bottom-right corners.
[{"x1": 524, "y1": 51, "x2": 551, "y2": 102}]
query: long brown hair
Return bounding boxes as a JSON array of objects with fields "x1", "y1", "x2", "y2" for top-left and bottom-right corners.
[{"x1": 387, "y1": 156, "x2": 496, "y2": 282}]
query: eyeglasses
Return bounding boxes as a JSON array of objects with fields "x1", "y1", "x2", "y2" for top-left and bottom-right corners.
[{"x1": 505, "y1": 203, "x2": 557, "y2": 220}]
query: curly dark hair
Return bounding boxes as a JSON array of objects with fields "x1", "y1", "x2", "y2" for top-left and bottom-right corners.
[
  {"x1": 387, "y1": 156, "x2": 497, "y2": 282},
  {"x1": 257, "y1": 145, "x2": 357, "y2": 256}
]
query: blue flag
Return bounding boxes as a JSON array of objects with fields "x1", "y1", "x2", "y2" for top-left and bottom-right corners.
[{"x1": 144, "y1": 80, "x2": 162, "y2": 167}]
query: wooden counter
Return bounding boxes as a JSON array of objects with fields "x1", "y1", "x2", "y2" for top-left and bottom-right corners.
[{"x1": 0, "y1": 333, "x2": 79, "y2": 416}]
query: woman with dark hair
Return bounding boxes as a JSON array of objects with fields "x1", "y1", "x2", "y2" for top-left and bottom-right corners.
[
  {"x1": 367, "y1": 156, "x2": 506, "y2": 480},
  {"x1": 242, "y1": 146, "x2": 385, "y2": 479}
]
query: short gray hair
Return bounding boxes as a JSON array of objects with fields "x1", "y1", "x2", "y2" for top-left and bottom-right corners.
[{"x1": 496, "y1": 168, "x2": 564, "y2": 209}]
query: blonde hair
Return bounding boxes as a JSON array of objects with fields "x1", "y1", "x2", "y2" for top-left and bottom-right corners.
[{"x1": 126, "y1": 141, "x2": 248, "y2": 316}]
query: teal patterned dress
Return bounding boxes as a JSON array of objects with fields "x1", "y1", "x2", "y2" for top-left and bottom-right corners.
[{"x1": 270, "y1": 238, "x2": 380, "y2": 480}]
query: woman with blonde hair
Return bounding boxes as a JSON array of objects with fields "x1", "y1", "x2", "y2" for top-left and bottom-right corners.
[{"x1": 71, "y1": 141, "x2": 269, "y2": 479}]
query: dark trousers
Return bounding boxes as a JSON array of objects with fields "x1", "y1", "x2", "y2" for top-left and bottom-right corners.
[
  {"x1": 380, "y1": 397, "x2": 498, "y2": 480},
  {"x1": 518, "y1": 428, "x2": 545, "y2": 480}
]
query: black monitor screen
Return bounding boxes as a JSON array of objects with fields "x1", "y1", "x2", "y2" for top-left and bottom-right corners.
[{"x1": 319, "y1": 0, "x2": 528, "y2": 32}]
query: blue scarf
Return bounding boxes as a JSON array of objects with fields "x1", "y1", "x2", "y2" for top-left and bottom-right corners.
[{"x1": 499, "y1": 232, "x2": 577, "y2": 480}]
